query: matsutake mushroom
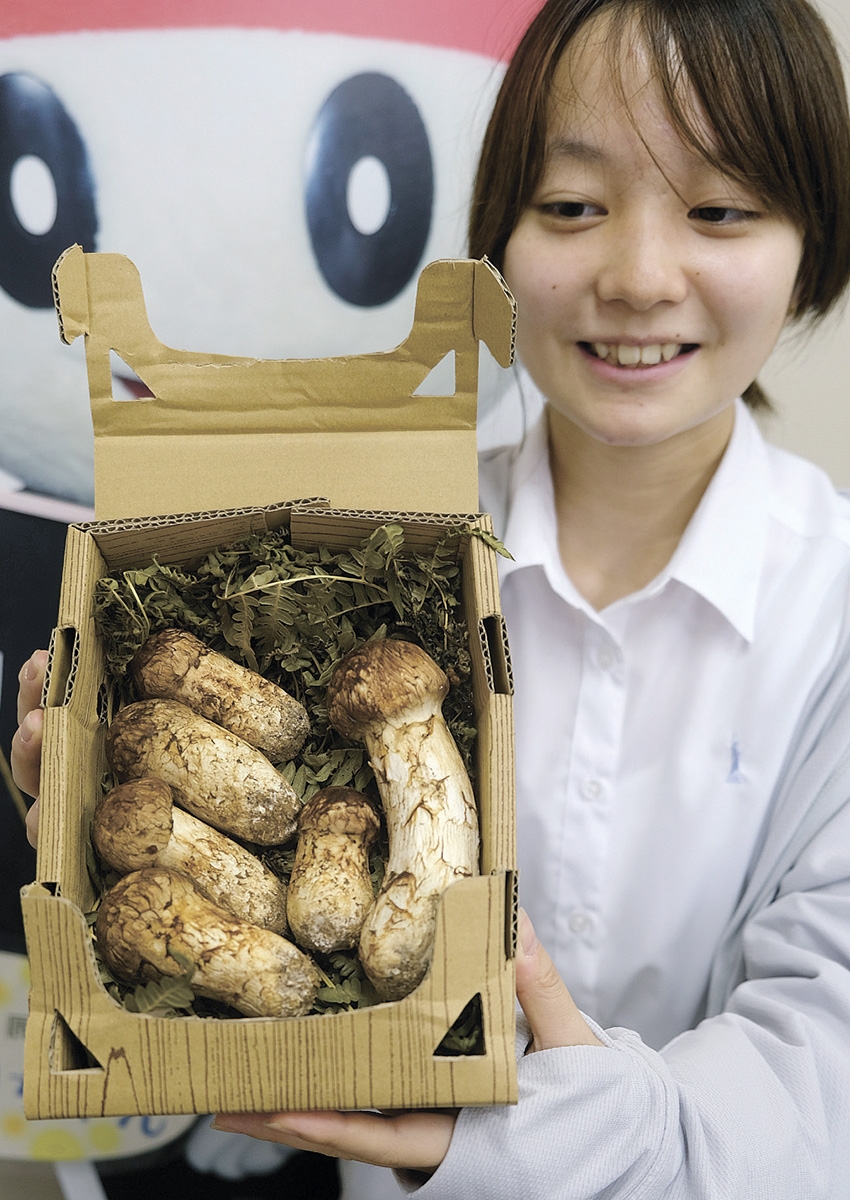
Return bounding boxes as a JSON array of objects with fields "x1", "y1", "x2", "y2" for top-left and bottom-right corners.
[
  {"x1": 326, "y1": 638, "x2": 479, "y2": 1000},
  {"x1": 91, "y1": 778, "x2": 289, "y2": 934},
  {"x1": 131, "y1": 629, "x2": 309, "y2": 761},
  {"x1": 286, "y1": 787, "x2": 381, "y2": 954},
  {"x1": 95, "y1": 867, "x2": 319, "y2": 1018},
  {"x1": 105, "y1": 698, "x2": 301, "y2": 845}
]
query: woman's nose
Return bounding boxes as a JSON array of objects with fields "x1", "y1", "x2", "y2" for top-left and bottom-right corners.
[{"x1": 594, "y1": 213, "x2": 689, "y2": 310}]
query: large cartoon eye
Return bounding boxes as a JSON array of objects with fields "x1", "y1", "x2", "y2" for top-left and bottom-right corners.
[
  {"x1": 305, "y1": 72, "x2": 433, "y2": 308},
  {"x1": 0, "y1": 73, "x2": 97, "y2": 308}
]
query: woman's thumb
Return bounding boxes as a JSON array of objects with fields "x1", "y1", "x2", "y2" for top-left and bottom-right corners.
[{"x1": 516, "y1": 909, "x2": 604, "y2": 1052}]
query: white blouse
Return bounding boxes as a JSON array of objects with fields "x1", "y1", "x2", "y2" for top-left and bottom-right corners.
[{"x1": 493, "y1": 399, "x2": 850, "y2": 1049}]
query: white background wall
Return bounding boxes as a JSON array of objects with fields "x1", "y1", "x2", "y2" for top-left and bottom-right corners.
[{"x1": 759, "y1": 0, "x2": 850, "y2": 486}]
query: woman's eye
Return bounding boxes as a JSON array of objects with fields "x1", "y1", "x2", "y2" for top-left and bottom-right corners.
[
  {"x1": 542, "y1": 200, "x2": 601, "y2": 219},
  {"x1": 689, "y1": 205, "x2": 759, "y2": 225}
]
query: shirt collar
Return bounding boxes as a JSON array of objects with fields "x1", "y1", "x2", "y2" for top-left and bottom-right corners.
[
  {"x1": 664, "y1": 400, "x2": 769, "y2": 643},
  {"x1": 496, "y1": 399, "x2": 769, "y2": 643},
  {"x1": 497, "y1": 413, "x2": 561, "y2": 579}
]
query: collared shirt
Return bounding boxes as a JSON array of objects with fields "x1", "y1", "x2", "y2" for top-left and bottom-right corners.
[{"x1": 487, "y1": 399, "x2": 850, "y2": 1050}]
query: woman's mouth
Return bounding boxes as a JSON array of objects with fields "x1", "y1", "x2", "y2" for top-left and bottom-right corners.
[{"x1": 580, "y1": 341, "x2": 697, "y2": 368}]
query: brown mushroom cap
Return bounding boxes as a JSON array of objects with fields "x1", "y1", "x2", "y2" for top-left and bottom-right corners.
[
  {"x1": 130, "y1": 628, "x2": 202, "y2": 694},
  {"x1": 298, "y1": 786, "x2": 381, "y2": 840},
  {"x1": 91, "y1": 779, "x2": 173, "y2": 874},
  {"x1": 326, "y1": 639, "x2": 448, "y2": 739}
]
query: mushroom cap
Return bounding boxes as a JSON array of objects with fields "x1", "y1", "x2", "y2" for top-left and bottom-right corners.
[
  {"x1": 91, "y1": 778, "x2": 173, "y2": 874},
  {"x1": 298, "y1": 787, "x2": 381, "y2": 840},
  {"x1": 130, "y1": 628, "x2": 203, "y2": 694},
  {"x1": 326, "y1": 639, "x2": 448, "y2": 739}
]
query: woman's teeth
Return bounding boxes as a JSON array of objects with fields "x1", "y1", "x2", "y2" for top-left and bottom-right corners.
[{"x1": 592, "y1": 342, "x2": 680, "y2": 366}]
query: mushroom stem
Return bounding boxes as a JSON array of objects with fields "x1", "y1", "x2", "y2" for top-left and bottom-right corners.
[
  {"x1": 327, "y1": 639, "x2": 478, "y2": 1000},
  {"x1": 286, "y1": 787, "x2": 380, "y2": 954},
  {"x1": 106, "y1": 698, "x2": 301, "y2": 845}
]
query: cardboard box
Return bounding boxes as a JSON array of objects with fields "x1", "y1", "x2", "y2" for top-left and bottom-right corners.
[{"x1": 21, "y1": 246, "x2": 519, "y2": 1118}]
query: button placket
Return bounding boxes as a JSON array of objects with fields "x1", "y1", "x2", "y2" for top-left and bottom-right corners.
[{"x1": 557, "y1": 623, "x2": 626, "y2": 961}]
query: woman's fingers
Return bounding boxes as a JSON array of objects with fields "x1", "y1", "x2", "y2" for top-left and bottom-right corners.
[
  {"x1": 17, "y1": 651, "x2": 48, "y2": 725},
  {"x1": 11, "y1": 706, "x2": 44, "y2": 804},
  {"x1": 25, "y1": 797, "x2": 41, "y2": 849},
  {"x1": 212, "y1": 1108, "x2": 456, "y2": 1173},
  {"x1": 12, "y1": 652, "x2": 48, "y2": 847},
  {"x1": 516, "y1": 908, "x2": 604, "y2": 1052}
]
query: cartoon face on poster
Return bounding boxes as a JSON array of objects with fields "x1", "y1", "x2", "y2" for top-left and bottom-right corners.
[{"x1": 0, "y1": 0, "x2": 539, "y2": 507}]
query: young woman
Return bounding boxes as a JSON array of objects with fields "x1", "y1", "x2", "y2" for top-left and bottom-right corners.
[{"x1": 15, "y1": 0, "x2": 850, "y2": 1195}]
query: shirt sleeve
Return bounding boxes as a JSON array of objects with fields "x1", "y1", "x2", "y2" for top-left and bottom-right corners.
[{"x1": 400, "y1": 784, "x2": 850, "y2": 1199}]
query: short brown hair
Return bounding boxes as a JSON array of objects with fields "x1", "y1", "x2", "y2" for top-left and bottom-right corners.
[{"x1": 469, "y1": 0, "x2": 850, "y2": 407}]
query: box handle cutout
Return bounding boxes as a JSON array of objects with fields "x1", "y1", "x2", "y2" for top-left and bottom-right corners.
[
  {"x1": 44, "y1": 626, "x2": 79, "y2": 708},
  {"x1": 478, "y1": 615, "x2": 513, "y2": 696},
  {"x1": 109, "y1": 350, "x2": 155, "y2": 401},
  {"x1": 433, "y1": 993, "x2": 485, "y2": 1057},
  {"x1": 49, "y1": 1011, "x2": 105, "y2": 1074}
]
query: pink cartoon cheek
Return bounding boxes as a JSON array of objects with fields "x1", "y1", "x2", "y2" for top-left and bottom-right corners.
[
  {"x1": 306, "y1": 71, "x2": 433, "y2": 307},
  {"x1": 0, "y1": 71, "x2": 97, "y2": 307}
]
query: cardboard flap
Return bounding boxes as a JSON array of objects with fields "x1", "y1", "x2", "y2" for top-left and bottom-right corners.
[{"x1": 52, "y1": 246, "x2": 516, "y2": 520}]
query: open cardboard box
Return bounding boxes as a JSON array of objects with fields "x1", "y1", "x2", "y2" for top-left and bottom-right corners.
[{"x1": 21, "y1": 246, "x2": 519, "y2": 1118}]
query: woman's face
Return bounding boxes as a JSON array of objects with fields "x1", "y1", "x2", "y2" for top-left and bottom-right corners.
[{"x1": 502, "y1": 21, "x2": 804, "y2": 451}]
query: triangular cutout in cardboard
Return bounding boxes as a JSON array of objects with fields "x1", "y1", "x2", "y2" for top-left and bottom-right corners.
[
  {"x1": 433, "y1": 992, "x2": 486, "y2": 1057},
  {"x1": 413, "y1": 349, "x2": 456, "y2": 397},
  {"x1": 50, "y1": 1010, "x2": 105, "y2": 1075},
  {"x1": 109, "y1": 351, "x2": 155, "y2": 400}
]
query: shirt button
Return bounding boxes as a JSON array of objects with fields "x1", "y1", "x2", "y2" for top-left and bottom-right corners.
[
  {"x1": 581, "y1": 779, "x2": 603, "y2": 802},
  {"x1": 596, "y1": 644, "x2": 618, "y2": 671},
  {"x1": 568, "y1": 910, "x2": 593, "y2": 935}
]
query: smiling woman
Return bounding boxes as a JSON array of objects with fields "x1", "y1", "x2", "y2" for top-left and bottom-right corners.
[{"x1": 471, "y1": 0, "x2": 847, "y2": 608}]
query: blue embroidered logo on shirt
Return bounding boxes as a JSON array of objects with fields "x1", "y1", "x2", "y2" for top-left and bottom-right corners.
[{"x1": 727, "y1": 736, "x2": 744, "y2": 783}]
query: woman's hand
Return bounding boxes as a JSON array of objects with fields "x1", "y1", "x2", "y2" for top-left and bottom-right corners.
[
  {"x1": 211, "y1": 1108, "x2": 456, "y2": 1175},
  {"x1": 514, "y1": 908, "x2": 604, "y2": 1053},
  {"x1": 212, "y1": 910, "x2": 603, "y2": 1171},
  {"x1": 11, "y1": 650, "x2": 49, "y2": 847}
]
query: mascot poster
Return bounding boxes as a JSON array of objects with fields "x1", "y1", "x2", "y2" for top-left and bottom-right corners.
[{"x1": 0, "y1": 0, "x2": 538, "y2": 1191}]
